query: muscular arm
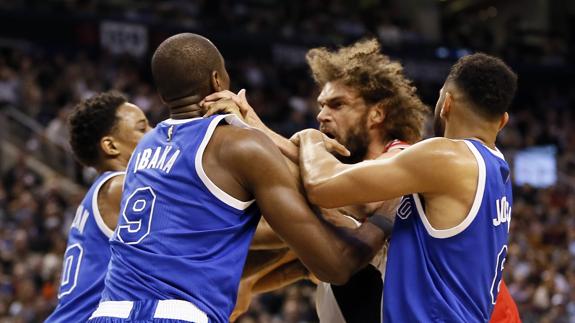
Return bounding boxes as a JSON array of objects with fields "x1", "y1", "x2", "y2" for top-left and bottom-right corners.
[
  {"x1": 224, "y1": 128, "x2": 385, "y2": 284},
  {"x1": 299, "y1": 132, "x2": 464, "y2": 208},
  {"x1": 249, "y1": 153, "x2": 302, "y2": 250},
  {"x1": 250, "y1": 218, "x2": 286, "y2": 250}
]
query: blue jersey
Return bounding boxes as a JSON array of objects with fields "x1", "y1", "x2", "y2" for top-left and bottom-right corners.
[
  {"x1": 46, "y1": 171, "x2": 122, "y2": 323},
  {"x1": 101, "y1": 114, "x2": 260, "y2": 322},
  {"x1": 384, "y1": 139, "x2": 512, "y2": 322}
]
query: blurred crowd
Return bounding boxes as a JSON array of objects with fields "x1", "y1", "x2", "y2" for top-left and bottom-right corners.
[{"x1": 0, "y1": 1, "x2": 574, "y2": 322}]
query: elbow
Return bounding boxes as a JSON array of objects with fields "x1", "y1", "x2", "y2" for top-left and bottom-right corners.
[
  {"x1": 314, "y1": 268, "x2": 351, "y2": 286},
  {"x1": 312, "y1": 253, "x2": 358, "y2": 285}
]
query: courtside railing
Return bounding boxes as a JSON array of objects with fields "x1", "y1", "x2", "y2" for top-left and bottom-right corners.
[{"x1": 0, "y1": 105, "x2": 77, "y2": 180}]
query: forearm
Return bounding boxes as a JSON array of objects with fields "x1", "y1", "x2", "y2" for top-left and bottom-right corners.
[
  {"x1": 328, "y1": 222, "x2": 386, "y2": 284},
  {"x1": 299, "y1": 133, "x2": 347, "y2": 206},
  {"x1": 252, "y1": 259, "x2": 309, "y2": 293},
  {"x1": 241, "y1": 249, "x2": 290, "y2": 278},
  {"x1": 250, "y1": 220, "x2": 286, "y2": 250},
  {"x1": 260, "y1": 127, "x2": 299, "y2": 163}
]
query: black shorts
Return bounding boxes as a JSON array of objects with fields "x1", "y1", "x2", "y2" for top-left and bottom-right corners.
[{"x1": 317, "y1": 264, "x2": 383, "y2": 323}]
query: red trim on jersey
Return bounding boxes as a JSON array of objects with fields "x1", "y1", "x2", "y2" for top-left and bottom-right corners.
[{"x1": 384, "y1": 139, "x2": 410, "y2": 153}]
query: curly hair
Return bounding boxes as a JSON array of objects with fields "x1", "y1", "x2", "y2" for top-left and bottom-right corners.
[
  {"x1": 447, "y1": 53, "x2": 517, "y2": 120},
  {"x1": 306, "y1": 39, "x2": 429, "y2": 144},
  {"x1": 68, "y1": 91, "x2": 127, "y2": 167}
]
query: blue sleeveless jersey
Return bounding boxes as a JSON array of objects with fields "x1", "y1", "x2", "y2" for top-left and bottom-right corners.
[
  {"x1": 101, "y1": 114, "x2": 260, "y2": 322},
  {"x1": 384, "y1": 139, "x2": 512, "y2": 322},
  {"x1": 46, "y1": 171, "x2": 122, "y2": 323}
]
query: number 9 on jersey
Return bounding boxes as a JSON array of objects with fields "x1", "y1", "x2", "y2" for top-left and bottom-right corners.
[{"x1": 117, "y1": 187, "x2": 157, "y2": 245}]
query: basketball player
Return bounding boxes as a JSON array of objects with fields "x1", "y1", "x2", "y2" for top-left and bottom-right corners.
[
  {"x1": 293, "y1": 53, "x2": 517, "y2": 321},
  {"x1": 204, "y1": 39, "x2": 427, "y2": 323},
  {"x1": 88, "y1": 33, "x2": 388, "y2": 323},
  {"x1": 205, "y1": 41, "x2": 519, "y2": 322},
  {"x1": 45, "y1": 92, "x2": 150, "y2": 322}
]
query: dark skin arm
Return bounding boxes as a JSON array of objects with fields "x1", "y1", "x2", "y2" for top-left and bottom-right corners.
[
  {"x1": 97, "y1": 174, "x2": 124, "y2": 232},
  {"x1": 214, "y1": 125, "x2": 385, "y2": 284},
  {"x1": 250, "y1": 218, "x2": 286, "y2": 250}
]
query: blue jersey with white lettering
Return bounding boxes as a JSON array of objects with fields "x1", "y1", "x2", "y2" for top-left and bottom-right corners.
[
  {"x1": 101, "y1": 114, "x2": 260, "y2": 323},
  {"x1": 384, "y1": 139, "x2": 512, "y2": 322},
  {"x1": 46, "y1": 171, "x2": 122, "y2": 323}
]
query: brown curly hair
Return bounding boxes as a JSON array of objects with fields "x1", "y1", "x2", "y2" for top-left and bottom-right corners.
[{"x1": 306, "y1": 39, "x2": 429, "y2": 144}]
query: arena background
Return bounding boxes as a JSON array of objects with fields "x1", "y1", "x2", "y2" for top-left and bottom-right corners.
[{"x1": 0, "y1": 0, "x2": 574, "y2": 322}]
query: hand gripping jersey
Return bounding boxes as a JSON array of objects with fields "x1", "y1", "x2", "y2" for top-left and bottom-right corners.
[
  {"x1": 384, "y1": 139, "x2": 512, "y2": 322},
  {"x1": 45, "y1": 171, "x2": 122, "y2": 323},
  {"x1": 315, "y1": 139, "x2": 409, "y2": 323},
  {"x1": 98, "y1": 115, "x2": 260, "y2": 323}
]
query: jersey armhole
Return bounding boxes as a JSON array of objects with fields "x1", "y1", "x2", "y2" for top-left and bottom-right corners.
[
  {"x1": 194, "y1": 114, "x2": 256, "y2": 211},
  {"x1": 92, "y1": 172, "x2": 124, "y2": 239},
  {"x1": 412, "y1": 140, "x2": 486, "y2": 239}
]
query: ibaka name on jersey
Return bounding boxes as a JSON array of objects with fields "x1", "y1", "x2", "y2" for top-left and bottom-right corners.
[
  {"x1": 493, "y1": 196, "x2": 511, "y2": 231},
  {"x1": 132, "y1": 145, "x2": 181, "y2": 174}
]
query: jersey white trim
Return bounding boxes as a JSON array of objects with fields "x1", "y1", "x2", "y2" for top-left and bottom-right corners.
[
  {"x1": 92, "y1": 171, "x2": 124, "y2": 239},
  {"x1": 413, "y1": 140, "x2": 486, "y2": 239},
  {"x1": 162, "y1": 117, "x2": 203, "y2": 125},
  {"x1": 195, "y1": 114, "x2": 255, "y2": 210},
  {"x1": 89, "y1": 301, "x2": 134, "y2": 319},
  {"x1": 162, "y1": 114, "x2": 251, "y2": 127},
  {"x1": 485, "y1": 145, "x2": 505, "y2": 161}
]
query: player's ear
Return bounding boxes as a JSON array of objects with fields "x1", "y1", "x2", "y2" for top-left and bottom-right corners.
[
  {"x1": 211, "y1": 70, "x2": 223, "y2": 92},
  {"x1": 498, "y1": 112, "x2": 509, "y2": 131},
  {"x1": 440, "y1": 91, "x2": 452, "y2": 119},
  {"x1": 100, "y1": 136, "x2": 120, "y2": 158},
  {"x1": 369, "y1": 104, "x2": 386, "y2": 127}
]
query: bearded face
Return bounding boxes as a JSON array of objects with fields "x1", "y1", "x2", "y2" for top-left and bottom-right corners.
[
  {"x1": 331, "y1": 110, "x2": 370, "y2": 164},
  {"x1": 316, "y1": 81, "x2": 372, "y2": 164}
]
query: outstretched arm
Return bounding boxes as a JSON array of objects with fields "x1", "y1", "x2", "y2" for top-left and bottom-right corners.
[
  {"x1": 297, "y1": 130, "x2": 457, "y2": 208},
  {"x1": 223, "y1": 127, "x2": 385, "y2": 284}
]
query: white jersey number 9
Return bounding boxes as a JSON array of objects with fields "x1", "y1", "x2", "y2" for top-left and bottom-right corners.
[{"x1": 117, "y1": 187, "x2": 157, "y2": 245}]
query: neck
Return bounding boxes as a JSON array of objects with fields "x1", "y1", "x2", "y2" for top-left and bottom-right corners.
[
  {"x1": 444, "y1": 117, "x2": 498, "y2": 149},
  {"x1": 96, "y1": 158, "x2": 127, "y2": 173},
  {"x1": 364, "y1": 135, "x2": 390, "y2": 160},
  {"x1": 170, "y1": 104, "x2": 203, "y2": 119},
  {"x1": 166, "y1": 94, "x2": 204, "y2": 119}
]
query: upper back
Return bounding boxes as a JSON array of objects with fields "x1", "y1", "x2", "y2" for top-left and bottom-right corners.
[
  {"x1": 102, "y1": 114, "x2": 261, "y2": 322},
  {"x1": 384, "y1": 139, "x2": 512, "y2": 321},
  {"x1": 46, "y1": 171, "x2": 122, "y2": 323}
]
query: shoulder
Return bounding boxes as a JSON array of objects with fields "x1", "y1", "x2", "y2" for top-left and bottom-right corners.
[
  {"x1": 98, "y1": 173, "x2": 124, "y2": 205},
  {"x1": 390, "y1": 138, "x2": 478, "y2": 191},
  {"x1": 214, "y1": 125, "x2": 280, "y2": 160},
  {"x1": 400, "y1": 137, "x2": 476, "y2": 165}
]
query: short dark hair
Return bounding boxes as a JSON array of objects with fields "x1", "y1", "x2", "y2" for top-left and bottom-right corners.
[
  {"x1": 152, "y1": 33, "x2": 225, "y2": 102},
  {"x1": 68, "y1": 91, "x2": 127, "y2": 167},
  {"x1": 447, "y1": 53, "x2": 517, "y2": 120}
]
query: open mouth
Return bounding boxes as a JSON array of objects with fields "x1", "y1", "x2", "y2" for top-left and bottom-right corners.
[{"x1": 321, "y1": 129, "x2": 336, "y2": 139}]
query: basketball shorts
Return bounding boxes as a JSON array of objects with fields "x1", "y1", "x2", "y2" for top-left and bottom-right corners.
[{"x1": 88, "y1": 299, "x2": 208, "y2": 323}]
